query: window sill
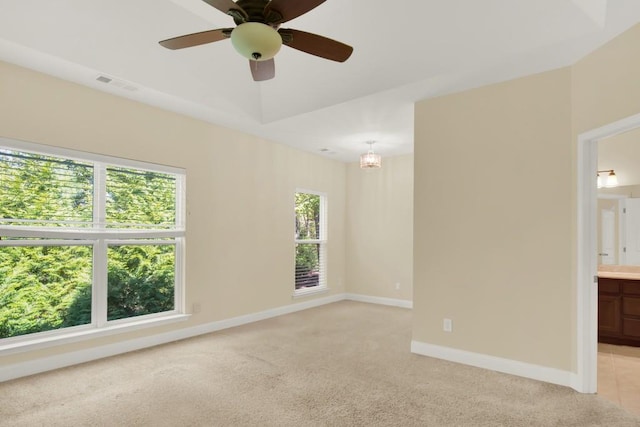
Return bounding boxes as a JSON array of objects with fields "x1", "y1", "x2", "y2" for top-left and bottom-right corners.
[
  {"x1": 292, "y1": 285, "x2": 329, "y2": 299},
  {"x1": 0, "y1": 313, "x2": 191, "y2": 356}
]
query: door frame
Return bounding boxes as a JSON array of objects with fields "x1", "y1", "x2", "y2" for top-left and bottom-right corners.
[{"x1": 577, "y1": 112, "x2": 640, "y2": 393}]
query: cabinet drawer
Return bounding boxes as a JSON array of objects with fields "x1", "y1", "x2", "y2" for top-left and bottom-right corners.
[
  {"x1": 622, "y1": 280, "x2": 640, "y2": 296},
  {"x1": 623, "y1": 318, "x2": 640, "y2": 337},
  {"x1": 623, "y1": 297, "x2": 640, "y2": 316},
  {"x1": 599, "y1": 278, "x2": 620, "y2": 294}
]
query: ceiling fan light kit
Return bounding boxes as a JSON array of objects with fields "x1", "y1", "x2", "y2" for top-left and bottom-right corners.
[
  {"x1": 231, "y1": 22, "x2": 282, "y2": 61},
  {"x1": 159, "y1": 0, "x2": 353, "y2": 81}
]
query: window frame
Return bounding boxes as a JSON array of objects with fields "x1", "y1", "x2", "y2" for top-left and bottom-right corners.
[
  {"x1": 293, "y1": 189, "x2": 328, "y2": 298},
  {"x1": 0, "y1": 138, "x2": 187, "y2": 354}
]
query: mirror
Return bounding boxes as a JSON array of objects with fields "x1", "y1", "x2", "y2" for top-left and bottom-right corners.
[{"x1": 598, "y1": 126, "x2": 640, "y2": 267}]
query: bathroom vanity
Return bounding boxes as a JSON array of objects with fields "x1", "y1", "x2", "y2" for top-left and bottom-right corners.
[{"x1": 598, "y1": 266, "x2": 640, "y2": 347}]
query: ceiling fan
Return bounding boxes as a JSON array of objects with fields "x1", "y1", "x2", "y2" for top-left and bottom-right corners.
[{"x1": 159, "y1": 0, "x2": 353, "y2": 81}]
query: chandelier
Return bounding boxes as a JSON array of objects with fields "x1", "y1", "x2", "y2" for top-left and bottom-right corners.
[{"x1": 360, "y1": 141, "x2": 382, "y2": 169}]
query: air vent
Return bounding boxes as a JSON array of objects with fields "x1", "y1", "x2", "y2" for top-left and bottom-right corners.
[
  {"x1": 318, "y1": 148, "x2": 336, "y2": 155},
  {"x1": 95, "y1": 75, "x2": 138, "y2": 92}
]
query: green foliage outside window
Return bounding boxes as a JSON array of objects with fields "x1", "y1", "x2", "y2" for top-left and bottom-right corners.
[
  {"x1": 0, "y1": 150, "x2": 93, "y2": 226},
  {"x1": 295, "y1": 193, "x2": 321, "y2": 289},
  {"x1": 107, "y1": 245, "x2": 175, "y2": 321},
  {"x1": 106, "y1": 167, "x2": 175, "y2": 227},
  {"x1": 0, "y1": 149, "x2": 178, "y2": 339},
  {"x1": 0, "y1": 245, "x2": 92, "y2": 338}
]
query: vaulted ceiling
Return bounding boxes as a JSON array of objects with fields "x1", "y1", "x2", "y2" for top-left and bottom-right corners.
[{"x1": 1, "y1": 0, "x2": 640, "y2": 162}]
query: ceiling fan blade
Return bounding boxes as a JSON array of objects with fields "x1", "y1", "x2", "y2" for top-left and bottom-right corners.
[
  {"x1": 159, "y1": 28, "x2": 231, "y2": 50},
  {"x1": 279, "y1": 29, "x2": 353, "y2": 62},
  {"x1": 250, "y1": 59, "x2": 275, "y2": 81},
  {"x1": 201, "y1": 0, "x2": 247, "y2": 20},
  {"x1": 264, "y1": 0, "x2": 325, "y2": 24}
]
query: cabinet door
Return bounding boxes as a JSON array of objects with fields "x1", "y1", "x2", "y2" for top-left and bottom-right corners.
[
  {"x1": 622, "y1": 281, "x2": 640, "y2": 296},
  {"x1": 623, "y1": 318, "x2": 640, "y2": 337},
  {"x1": 623, "y1": 297, "x2": 640, "y2": 316},
  {"x1": 599, "y1": 295, "x2": 621, "y2": 335}
]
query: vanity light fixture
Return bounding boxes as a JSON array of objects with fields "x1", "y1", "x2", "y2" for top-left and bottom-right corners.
[
  {"x1": 360, "y1": 141, "x2": 382, "y2": 169},
  {"x1": 597, "y1": 169, "x2": 618, "y2": 188}
]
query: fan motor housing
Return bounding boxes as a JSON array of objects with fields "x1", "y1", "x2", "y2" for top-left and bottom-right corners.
[{"x1": 232, "y1": 0, "x2": 280, "y2": 26}]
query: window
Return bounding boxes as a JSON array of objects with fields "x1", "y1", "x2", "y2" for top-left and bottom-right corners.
[
  {"x1": 0, "y1": 139, "x2": 185, "y2": 344},
  {"x1": 294, "y1": 191, "x2": 327, "y2": 294}
]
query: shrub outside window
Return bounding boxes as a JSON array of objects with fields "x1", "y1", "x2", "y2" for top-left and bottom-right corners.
[{"x1": 0, "y1": 139, "x2": 185, "y2": 343}]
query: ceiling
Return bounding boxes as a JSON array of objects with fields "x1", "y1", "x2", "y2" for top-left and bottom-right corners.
[{"x1": 1, "y1": 0, "x2": 640, "y2": 162}]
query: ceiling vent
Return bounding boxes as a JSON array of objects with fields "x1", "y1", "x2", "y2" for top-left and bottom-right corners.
[{"x1": 95, "y1": 75, "x2": 138, "y2": 91}]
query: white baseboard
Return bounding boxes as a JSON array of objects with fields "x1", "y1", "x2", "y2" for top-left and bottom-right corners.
[
  {"x1": 0, "y1": 293, "x2": 345, "y2": 383},
  {"x1": 1, "y1": 326, "x2": 197, "y2": 383},
  {"x1": 569, "y1": 372, "x2": 587, "y2": 393},
  {"x1": 4, "y1": 295, "x2": 581, "y2": 394},
  {"x1": 411, "y1": 340, "x2": 576, "y2": 390},
  {"x1": 345, "y1": 293, "x2": 413, "y2": 309}
]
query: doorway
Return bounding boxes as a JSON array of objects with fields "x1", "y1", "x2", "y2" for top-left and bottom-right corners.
[
  {"x1": 595, "y1": 135, "x2": 640, "y2": 415},
  {"x1": 577, "y1": 112, "x2": 640, "y2": 395}
]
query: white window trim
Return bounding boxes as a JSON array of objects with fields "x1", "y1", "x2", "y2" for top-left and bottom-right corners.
[
  {"x1": 0, "y1": 137, "x2": 184, "y2": 175},
  {"x1": 0, "y1": 313, "x2": 190, "y2": 355},
  {"x1": 0, "y1": 137, "x2": 186, "y2": 353},
  {"x1": 292, "y1": 285, "x2": 329, "y2": 299},
  {"x1": 293, "y1": 189, "x2": 328, "y2": 297}
]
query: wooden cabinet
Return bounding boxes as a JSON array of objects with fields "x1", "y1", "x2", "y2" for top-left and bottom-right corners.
[
  {"x1": 598, "y1": 277, "x2": 640, "y2": 346},
  {"x1": 598, "y1": 295, "x2": 621, "y2": 334}
]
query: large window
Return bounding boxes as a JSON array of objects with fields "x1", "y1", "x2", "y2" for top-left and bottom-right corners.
[
  {"x1": 294, "y1": 191, "x2": 327, "y2": 294},
  {"x1": 0, "y1": 140, "x2": 185, "y2": 344}
]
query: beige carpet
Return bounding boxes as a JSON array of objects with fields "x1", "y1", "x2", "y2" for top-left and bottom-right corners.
[{"x1": 1, "y1": 301, "x2": 639, "y2": 426}]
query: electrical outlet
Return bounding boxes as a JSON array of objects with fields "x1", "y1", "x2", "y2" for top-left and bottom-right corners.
[
  {"x1": 443, "y1": 318, "x2": 453, "y2": 332},
  {"x1": 395, "y1": 282, "x2": 400, "y2": 290},
  {"x1": 192, "y1": 303, "x2": 201, "y2": 314}
]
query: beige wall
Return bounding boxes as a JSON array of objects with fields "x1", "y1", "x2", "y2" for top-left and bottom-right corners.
[
  {"x1": 413, "y1": 23, "x2": 640, "y2": 373},
  {"x1": 413, "y1": 68, "x2": 574, "y2": 369},
  {"x1": 571, "y1": 24, "x2": 640, "y2": 137},
  {"x1": 346, "y1": 155, "x2": 413, "y2": 301},
  {"x1": 0, "y1": 61, "x2": 347, "y2": 365}
]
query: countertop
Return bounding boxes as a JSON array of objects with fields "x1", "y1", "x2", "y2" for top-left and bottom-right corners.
[{"x1": 598, "y1": 265, "x2": 640, "y2": 280}]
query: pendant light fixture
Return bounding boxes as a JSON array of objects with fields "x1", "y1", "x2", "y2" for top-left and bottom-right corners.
[
  {"x1": 360, "y1": 141, "x2": 382, "y2": 169},
  {"x1": 597, "y1": 170, "x2": 618, "y2": 188}
]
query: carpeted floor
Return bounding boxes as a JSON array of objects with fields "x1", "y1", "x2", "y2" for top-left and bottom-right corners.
[{"x1": 1, "y1": 301, "x2": 639, "y2": 426}]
